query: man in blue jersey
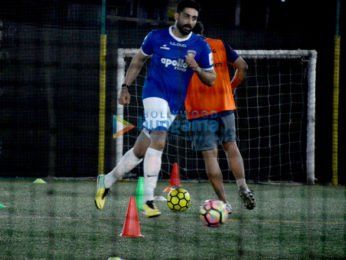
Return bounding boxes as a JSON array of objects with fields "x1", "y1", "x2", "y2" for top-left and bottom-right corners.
[{"x1": 95, "y1": 0, "x2": 216, "y2": 217}]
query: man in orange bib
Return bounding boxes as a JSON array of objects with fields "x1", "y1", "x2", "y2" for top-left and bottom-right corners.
[{"x1": 185, "y1": 22, "x2": 255, "y2": 212}]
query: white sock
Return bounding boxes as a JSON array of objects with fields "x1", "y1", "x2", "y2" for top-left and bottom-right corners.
[
  {"x1": 236, "y1": 178, "x2": 249, "y2": 190},
  {"x1": 104, "y1": 148, "x2": 142, "y2": 189},
  {"x1": 143, "y1": 147, "x2": 163, "y2": 203}
]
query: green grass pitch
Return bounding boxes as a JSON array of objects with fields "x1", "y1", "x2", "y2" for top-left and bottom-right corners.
[{"x1": 0, "y1": 180, "x2": 345, "y2": 259}]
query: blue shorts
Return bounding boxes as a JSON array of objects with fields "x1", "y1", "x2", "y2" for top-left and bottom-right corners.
[{"x1": 191, "y1": 112, "x2": 236, "y2": 151}]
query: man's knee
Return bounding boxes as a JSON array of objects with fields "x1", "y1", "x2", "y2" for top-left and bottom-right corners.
[
  {"x1": 133, "y1": 131, "x2": 151, "y2": 158},
  {"x1": 224, "y1": 142, "x2": 243, "y2": 164},
  {"x1": 223, "y1": 141, "x2": 239, "y2": 153},
  {"x1": 150, "y1": 131, "x2": 167, "y2": 151},
  {"x1": 151, "y1": 139, "x2": 166, "y2": 151},
  {"x1": 133, "y1": 146, "x2": 146, "y2": 159},
  {"x1": 206, "y1": 170, "x2": 223, "y2": 182},
  {"x1": 202, "y1": 148, "x2": 218, "y2": 160}
]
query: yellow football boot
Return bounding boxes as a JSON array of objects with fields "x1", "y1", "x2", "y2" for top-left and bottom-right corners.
[
  {"x1": 142, "y1": 200, "x2": 161, "y2": 218},
  {"x1": 95, "y1": 175, "x2": 109, "y2": 210}
]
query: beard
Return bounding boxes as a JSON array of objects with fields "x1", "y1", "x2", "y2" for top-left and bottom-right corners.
[{"x1": 176, "y1": 22, "x2": 193, "y2": 36}]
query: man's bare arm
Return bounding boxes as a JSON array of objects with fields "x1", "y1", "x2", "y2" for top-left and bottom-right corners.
[
  {"x1": 119, "y1": 51, "x2": 149, "y2": 105},
  {"x1": 185, "y1": 55, "x2": 216, "y2": 86},
  {"x1": 230, "y1": 56, "x2": 248, "y2": 89}
]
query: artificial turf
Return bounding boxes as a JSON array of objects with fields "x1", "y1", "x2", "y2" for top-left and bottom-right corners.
[{"x1": 0, "y1": 180, "x2": 345, "y2": 259}]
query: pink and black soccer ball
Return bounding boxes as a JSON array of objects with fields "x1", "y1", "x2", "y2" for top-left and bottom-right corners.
[{"x1": 200, "y1": 200, "x2": 228, "y2": 227}]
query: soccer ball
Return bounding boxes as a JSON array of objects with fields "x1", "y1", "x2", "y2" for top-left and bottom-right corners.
[
  {"x1": 200, "y1": 200, "x2": 228, "y2": 227},
  {"x1": 167, "y1": 187, "x2": 191, "y2": 212}
]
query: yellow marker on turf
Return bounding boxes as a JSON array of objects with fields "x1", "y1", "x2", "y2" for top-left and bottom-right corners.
[{"x1": 33, "y1": 178, "x2": 46, "y2": 184}]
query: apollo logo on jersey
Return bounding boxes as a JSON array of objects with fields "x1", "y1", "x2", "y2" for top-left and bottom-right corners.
[{"x1": 161, "y1": 58, "x2": 188, "y2": 72}]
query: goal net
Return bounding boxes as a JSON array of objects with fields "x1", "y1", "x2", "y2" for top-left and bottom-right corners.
[{"x1": 116, "y1": 49, "x2": 317, "y2": 184}]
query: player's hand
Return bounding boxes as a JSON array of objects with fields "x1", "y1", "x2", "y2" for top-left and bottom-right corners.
[
  {"x1": 118, "y1": 87, "x2": 131, "y2": 105},
  {"x1": 185, "y1": 55, "x2": 200, "y2": 72}
]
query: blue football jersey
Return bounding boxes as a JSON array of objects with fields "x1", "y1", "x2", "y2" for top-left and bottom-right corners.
[{"x1": 140, "y1": 26, "x2": 213, "y2": 114}]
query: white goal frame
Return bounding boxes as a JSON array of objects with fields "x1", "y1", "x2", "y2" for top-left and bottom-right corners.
[{"x1": 116, "y1": 48, "x2": 317, "y2": 184}]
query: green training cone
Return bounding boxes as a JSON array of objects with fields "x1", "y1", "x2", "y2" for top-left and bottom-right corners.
[
  {"x1": 0, "y1": 203, "x2": 6, "y2": 209},
  {"x1": 135, "y1": 177, "x2": 144, "y2": 211},
  {"x1": 33, "y1": 178, "x2": 46, "y2": 184}
]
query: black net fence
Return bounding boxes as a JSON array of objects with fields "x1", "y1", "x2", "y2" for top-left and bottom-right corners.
[
  {"x1": 1, "y1": 0, "x2": 333, "y2": 180},
  {"x1": 1, "y1": 2, "x2": 102, "y2": 178},
  {"x1": 120, "y1": 54, "x2": 311, "y2": 183},
  {"x1": 0, "y1": 1, "x2": 345, "y2": 260}
]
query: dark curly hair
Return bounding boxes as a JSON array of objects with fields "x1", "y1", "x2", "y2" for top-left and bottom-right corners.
[{"x1": 176, "y1": 0, "x2": 201, "y2": 13}]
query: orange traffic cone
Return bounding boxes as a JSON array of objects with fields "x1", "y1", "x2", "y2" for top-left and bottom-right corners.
[
  {"x1": 163, "y1": 163, "x2": 181, "y2": 192},
  {"x1": 120, "y1": 197, "x2": 143, "y2": 237}
]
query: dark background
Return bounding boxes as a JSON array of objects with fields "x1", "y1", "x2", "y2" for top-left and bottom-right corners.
[{"x1": 0, "y1": 0, "x2": 344, "y2": 184}]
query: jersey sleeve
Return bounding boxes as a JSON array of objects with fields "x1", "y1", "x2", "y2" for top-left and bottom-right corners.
[
  {"x1": 197, "y1": 41, "x2": 214, "y2": 70},
  {"x1": 140, "y1": 31, "x2": 155, "y2": 56},
  {"x1": 222, "y1": 40, "x2": 239, "y2": 64}
]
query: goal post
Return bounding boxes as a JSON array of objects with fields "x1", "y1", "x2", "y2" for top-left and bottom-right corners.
[
  {"x1": 115, "y1": 48, "x2": 317, "y2": 184},
  {"x1": 306, "y1": 50, "x2": 317, "y2": 184},
  {"x1": 235, "y1": 50, "x2": 317, "y2": 184},
  {"x1": 116, "y1": 48, "x2": 139, "y2": 166}
]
